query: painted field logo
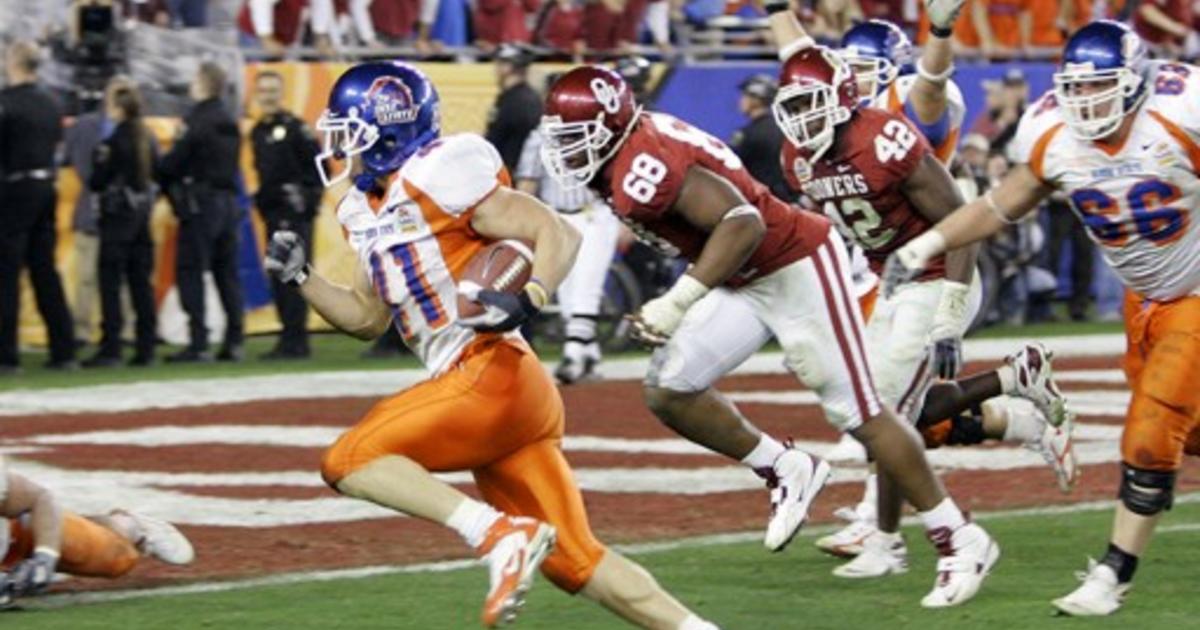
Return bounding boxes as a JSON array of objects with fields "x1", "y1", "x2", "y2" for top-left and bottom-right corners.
[{"x1": 367, "y1": 77, "x2": 420, "y2": 126}]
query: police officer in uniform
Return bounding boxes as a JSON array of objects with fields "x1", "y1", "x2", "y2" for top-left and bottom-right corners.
[
  {"x1": 0, "y1": 41, "x2": 78, "y2": 374},
  {"x1": 84, "y1": 79, "x2": 158, "y2": 368},
  {"x1": 158, "y1": 62, "x2": 244, "y2": 363},
  {"x1": 729, "y1": 74, "x2": 790, "y2": 200},
  {"x1": 250, "y1": 71, "x2": 321, "y2": 360},
  {"x1": 484, "y1": 44, "x2": 542, "y2": 172}
]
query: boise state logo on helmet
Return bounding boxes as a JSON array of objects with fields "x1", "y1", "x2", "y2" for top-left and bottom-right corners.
[
  {"x1": 367, "y1": 76, "x2": 421, "y2": 126},
  {"x1": 315, "y1": 62, "x2": 441, "y2": 187}
]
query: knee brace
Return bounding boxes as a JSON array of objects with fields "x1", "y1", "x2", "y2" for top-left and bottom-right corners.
[{"x1": 1118, "y1": 463, "x2": 1175, "y2": 516}]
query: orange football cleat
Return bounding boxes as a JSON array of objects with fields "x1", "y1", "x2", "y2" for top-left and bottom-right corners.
[{"x1": 477, "y1": 516, "x2": 556, "y2": 628}]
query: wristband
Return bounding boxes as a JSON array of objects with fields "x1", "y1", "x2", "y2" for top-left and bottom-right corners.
[
  {"x1": 33, "y1": 546, "x2": 61, "y2": 561},
  {"x1": 763, "y1": 0, "x2": 791, "y2": 15},
  {"x1": 664, "y1": 273, "x2": 710, "y2": 310},
  {"x1": 916, "y1": 58, "x2": 955, "y2": 85},
  {"x1": 903, "y1": 230, "x2": 948, "y2": 268},
  {"x1": 523, "y1": 279, "x2": 549, "y2": 309},
  {"x1": 932, "y1": 281, "x2": 972, "y2": 338},
  {"x1": 292, "y1": 263, "x2": 312, "y2": 287},
  {"x1": 930, "y1": 24, "x2": 953, "y2": 39}
]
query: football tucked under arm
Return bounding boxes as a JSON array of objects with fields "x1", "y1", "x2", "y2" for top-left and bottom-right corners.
[{"x1": 455, "y1": 239, "x2": 534, "y2": 321}]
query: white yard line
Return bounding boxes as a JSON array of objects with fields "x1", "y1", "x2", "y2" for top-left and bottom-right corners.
[
  {"x1": 0, "y1": 334, "x2": 1125, "y2": 417},
  {"x1": 36, "y1": 490, "x2": 1198, "y2": 609}
]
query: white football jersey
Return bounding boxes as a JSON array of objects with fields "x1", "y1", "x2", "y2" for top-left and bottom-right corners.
[
  {"x1": 879, "y1": 74, "x2": 967, "y2": 164},
  {"x1": 1010, "y1": 62, "x2": 1200, "y2": 301},
  {"x1": 337, "y1": 134, "x2": 517, "y2": 375}
]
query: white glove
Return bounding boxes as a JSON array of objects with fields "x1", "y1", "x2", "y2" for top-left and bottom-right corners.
[
  {"x1": 929, "y1": 281, "x2": 971, "y2": 379},
  {"x1": 925, "y1": 0, "x2": 967, "y2": 31},
  {"x1": 629, "y1": 274, "x2": 709, "y2": 347},
  {"x1": 264, "y1": 231, "x2": 310, "y2": 286},
  {"x1": 881, "y1": 230, "x2": 946, "y2": 298}
]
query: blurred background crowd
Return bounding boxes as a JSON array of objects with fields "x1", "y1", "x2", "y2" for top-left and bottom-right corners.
[{"x1": 0, "y1": 0, "x2": 1192, "y2": 374}]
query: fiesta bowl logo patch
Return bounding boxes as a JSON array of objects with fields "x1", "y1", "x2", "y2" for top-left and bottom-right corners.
[{"x1": 367, "y1": 77, "x2": 420, "y2": 126}]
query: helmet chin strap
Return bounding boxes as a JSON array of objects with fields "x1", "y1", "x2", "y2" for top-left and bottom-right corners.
[{"x1": 595, "y1": 104, "x2": 644, "y2": 171}]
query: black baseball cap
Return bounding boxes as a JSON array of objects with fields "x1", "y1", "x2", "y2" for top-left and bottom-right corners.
[
  {"x1": 739, "y1": 74, "x2": 777, "y2": 102},
  {"x1": 496, "y1": 44, "x2": 533, "y2": 68}
]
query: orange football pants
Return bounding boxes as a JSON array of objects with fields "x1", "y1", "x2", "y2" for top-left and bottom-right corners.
[
  {"x1": 1121, "y1": 290, "x2": 1200, "y2": 471},
  {"x1": 3, "y1": 513, "x2": 139, "y2": 578},
  {"x1": 320, "y1": 336, "x2": 605, "y2": 593}
]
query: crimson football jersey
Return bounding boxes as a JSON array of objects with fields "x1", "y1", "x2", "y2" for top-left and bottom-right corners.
[
  {"x1": 598, "y1": 112, "x2": 830, "y2": 287},
  {"x1": 781, "y1": 108, "x2": 946, "y2": 279}
]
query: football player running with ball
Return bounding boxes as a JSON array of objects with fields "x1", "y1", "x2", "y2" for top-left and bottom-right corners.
[
  {"x1": 540, "y1": 65, "x2": 998, "y2": 608},
  {"x1": 884, "y1": 21, "x2": 1200, "y2": 616},
  {"x1": 765, "y1": 0, "x2": 1077, "y2": 574},
  {"x1": 265, "y1": 62, "x2": 716, "y2": 629}
]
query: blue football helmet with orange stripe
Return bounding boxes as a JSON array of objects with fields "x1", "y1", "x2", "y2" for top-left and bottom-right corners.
[
  {"x1": 1053, "y1": 20, "x2": 1149, "y2": 141},
  {"x1": 839, "y1": 20, "x2": 914, "y2": 106},
  {"x1": 315, "y1": 61, "x2": 441, "y2": 187}
]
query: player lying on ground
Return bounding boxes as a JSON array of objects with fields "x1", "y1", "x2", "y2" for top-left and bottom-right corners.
[
  {"x1": 269, "y1": 61, "x2": 717, "y2": 629},
  {"x1": 0, "y1": 455, "x2": 194, "y2": 608},
  {"x1": 541, "y1": 65, "x2": 997, "y2": 608},
  {"x1": 884, "y1": 21, "x2": 1200, "y2": 616},
  {"x1": 772, "y1": 45, "x2": 1078, "y2": 579}
]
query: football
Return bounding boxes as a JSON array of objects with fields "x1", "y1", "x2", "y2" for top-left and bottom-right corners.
[{"x1": 455, "y1": 239, "x2": 535, "y2": 319}]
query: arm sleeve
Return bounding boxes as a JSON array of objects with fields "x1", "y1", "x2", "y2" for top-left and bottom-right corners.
[{"x1": 403, "y1": 134, "x2": 507, "y2": 217}]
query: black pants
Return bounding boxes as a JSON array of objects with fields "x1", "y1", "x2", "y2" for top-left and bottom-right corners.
[
  {"x1": 264, "y1": 216, "x2": 313, "y2": 353},
  {"x1": 0, "y1": 181, "x2": 77, "y2": 366},
  {"x1": 97, "y1": 213, "x2": 156, "y2": 358},
  {"x1": 1047, "y1": 200, "x2": 1094, "y2": 319},
  {"x1": 175, "y1": 191, "x2": 244, "y2": 352}
]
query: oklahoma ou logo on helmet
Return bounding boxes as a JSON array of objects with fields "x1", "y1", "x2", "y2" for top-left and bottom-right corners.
[
  {"x1": 590, "y1": 78, "x2": 622, "y2": 114},
  {"x1": 367, "y1": 76, "x2": 420, "y2": 125}
]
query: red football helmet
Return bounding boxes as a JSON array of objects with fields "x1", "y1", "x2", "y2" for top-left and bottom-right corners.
[
  {"x1": 773, "y1": 46, "x2": 859, "y2": 162},
  {"x1": 539, "y1": 66, "x2": 642, "y2": 188}
]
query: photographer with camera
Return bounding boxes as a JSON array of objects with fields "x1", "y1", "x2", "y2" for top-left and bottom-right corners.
[
  {"x1": 82, "y1": 78, "x2": 158, "y2": 368},
  {"x1": 69, "y1": 0, "x2": 125, "y2": 112},
  {"x1": 0, "y1": 41, "x2": 78, "y2": 375}
]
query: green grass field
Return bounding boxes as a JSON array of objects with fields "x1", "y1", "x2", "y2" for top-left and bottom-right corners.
[
  {"x1": 1, "y1": 315, "x2": 1123, "y2": 392},
  {"x1": 11, "y1": 501, "x2": 1198, "y2": 629}
]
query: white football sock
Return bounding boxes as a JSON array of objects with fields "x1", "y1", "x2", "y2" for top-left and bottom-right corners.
[
  {"x1": 741, "y1": 434, "x2": 787, "y2": 470},
  {"x1": 919, "y1": 498, "x2": 967, "y2": 533},
  {"x1": 996, "y1": 365, "x2": 1018, "y2": 394},
  {"x1": 856, "y1": 474, "x2": 878, "y2": 522},
  {"x1": 994, "y1": 400, "x2": 1044, "y2": 443},
  {"x1": 565, "y1": 315, "x2": 598, "y2": 343},
  {"x1": 446, "y1": 498, "x2": 503, "y2": 549},
  {"x1": 678, "y1": 614, "x2": 719, "y2": 630}
]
